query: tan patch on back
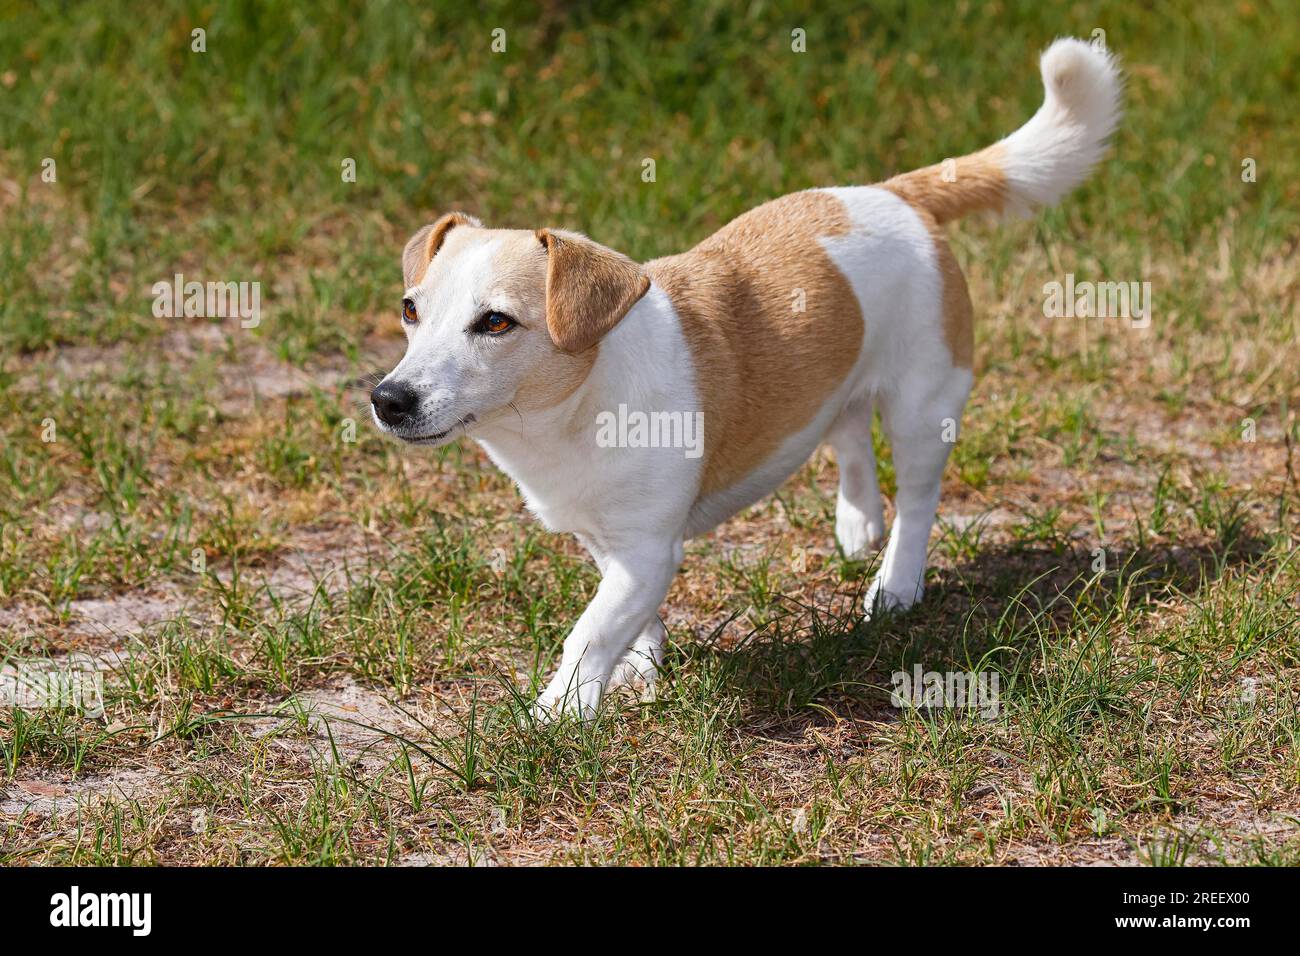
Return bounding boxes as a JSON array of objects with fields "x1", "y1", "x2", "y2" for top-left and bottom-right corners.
[
  {"x1": 647, "y1": 190, "x2": 863, "y2": 497},
  {"x1": 880, "y1": 143, "x2": 1008, "y2": 225},
  {"x1": 922, "y1": 215, "x2": 974, "y2": 369}
]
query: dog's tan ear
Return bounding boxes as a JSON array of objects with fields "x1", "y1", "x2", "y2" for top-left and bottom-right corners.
[
  {"x1": 402, "y1": 212, "x2": 481, "y2": 287},
  {"x1": 536, "y1": 228, "x2": 650, "y2": 353}
]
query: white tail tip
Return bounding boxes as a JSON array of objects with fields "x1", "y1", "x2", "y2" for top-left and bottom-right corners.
[{"x1": 999, "y1": 38, "x2": 1124, "y2": 216}]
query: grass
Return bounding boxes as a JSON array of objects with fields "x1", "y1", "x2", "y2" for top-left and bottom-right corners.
[{"x1": 0, "y1": 0, "x2": 1298, "y2": 865}]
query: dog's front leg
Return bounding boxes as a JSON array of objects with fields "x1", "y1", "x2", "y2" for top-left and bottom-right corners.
[{"x1": 534, "y1": 540, "x2": 679, "y2": 720}]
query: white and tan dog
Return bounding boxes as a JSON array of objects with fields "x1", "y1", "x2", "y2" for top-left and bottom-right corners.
[{"x1": 372, "y1": 39, "x2": 1122, "y2": 716}]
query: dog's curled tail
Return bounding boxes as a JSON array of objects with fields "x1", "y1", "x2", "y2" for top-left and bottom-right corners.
[{"x1": 880, "y1": 38, "x2": 1123, "y2": 224}]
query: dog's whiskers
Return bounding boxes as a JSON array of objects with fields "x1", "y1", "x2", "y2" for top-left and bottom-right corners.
[{"x1": 345, "y1": 370, "x2": 389, "y2": 392}]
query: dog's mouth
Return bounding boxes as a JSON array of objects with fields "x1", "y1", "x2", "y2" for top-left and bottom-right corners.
[{"x1": 396, "y1": 414, "x2": 476, "y2": 445}]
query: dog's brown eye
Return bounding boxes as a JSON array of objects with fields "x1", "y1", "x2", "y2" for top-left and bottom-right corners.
[
  {"x1": 475, "y1": 311, "x2": 516, "y2": 335},
  {"x1": 401, "y1": 298, "x2": 418, "y2": 324}
]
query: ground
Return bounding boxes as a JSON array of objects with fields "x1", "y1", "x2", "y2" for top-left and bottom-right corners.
[{"x1": 1, "y1": 1, "x2": 1297, "y2": 865}]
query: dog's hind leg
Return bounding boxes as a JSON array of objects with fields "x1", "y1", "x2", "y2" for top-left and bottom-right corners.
[
  {"x1": 827, "y1": 397, "x2": 885, "y2": 559},
  {"x1": 867, "y1": 372, "x2": 972, "y2": 615}
]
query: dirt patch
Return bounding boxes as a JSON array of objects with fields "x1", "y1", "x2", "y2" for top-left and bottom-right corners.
[
  {"x1": 65, "y1": 592, "x2": 189, "y2": 639},
  {"x1": 246, "y1": 676, "x2": 429, "y2": 766},
  {"x1": 1, "y1": 768, "x2": 164, "y2": 818},
  {"x1": 211, "y1": 524, "x2": 381, "y2": 604},
  {"x1": 395, "y1": 845, "x2": 499, "y2": 866},
  {"x1": 216, "y1": 345, "x2": 352, "y2": 416}
]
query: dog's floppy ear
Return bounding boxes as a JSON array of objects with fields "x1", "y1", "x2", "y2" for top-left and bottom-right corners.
[
  {"x1": 402, "y1": 212, "x2": 481, "y2": 287},
  {"x1": 536, "y1": 228, "x2": 650, "y2": 353}
]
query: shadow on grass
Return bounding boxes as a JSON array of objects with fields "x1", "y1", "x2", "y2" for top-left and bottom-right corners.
[{"x1": 676, "y1": 533, "x2": 1272, "y2": 731}]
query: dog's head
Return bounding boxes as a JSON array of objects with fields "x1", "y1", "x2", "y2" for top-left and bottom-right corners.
[{"x1": 370, "y1": 213, "x2": 650, "y2": 446}]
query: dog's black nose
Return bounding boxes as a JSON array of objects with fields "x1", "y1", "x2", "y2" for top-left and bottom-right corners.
[{"x1": 371, "y1": 380, "x2": 419, "y2": 426}]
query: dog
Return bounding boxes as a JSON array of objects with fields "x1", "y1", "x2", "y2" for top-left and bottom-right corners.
[{"x1": 371, "y1": 38, "x2": 1122, "y2": 717}]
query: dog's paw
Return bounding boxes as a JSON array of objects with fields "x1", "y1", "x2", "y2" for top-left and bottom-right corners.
[
  {"x1": 604, "y1": 631, "x2": 663, "y2": 702},
  {"x1": 605, "y1": 654, "x2": 659, "y2": 702},
  {"x1": 531, "y1": 671, "x2": 603, "y2": 723},
  {"x1": 529, "y1": 692, "x2": 594, "y2": 724},
  {"x1": 863, "y1": 577, "x2": 922, "y2": 619},
  {"x1": 836, "y1": 508, "x2": 885, "y2": 560}
]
